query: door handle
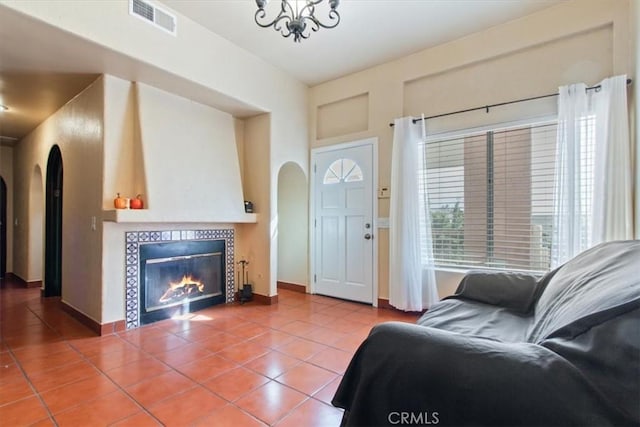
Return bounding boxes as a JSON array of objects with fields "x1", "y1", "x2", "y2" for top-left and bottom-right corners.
[{"x1": 364, "y1": 233, "x2": 372, "y2": 240}]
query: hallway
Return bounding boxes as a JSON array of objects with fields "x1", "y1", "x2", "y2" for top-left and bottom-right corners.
[{"x1": 0, "y1": 276, "x2": 418, "y2": 426}]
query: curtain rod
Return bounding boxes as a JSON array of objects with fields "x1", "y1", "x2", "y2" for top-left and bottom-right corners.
[{"x1": 389, "y1": 78, "x2": 633, "y2": 127}]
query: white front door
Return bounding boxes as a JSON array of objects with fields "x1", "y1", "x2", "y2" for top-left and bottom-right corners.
[{"x1": 312, "y1": 141, "x2": 375, "y2": 304}]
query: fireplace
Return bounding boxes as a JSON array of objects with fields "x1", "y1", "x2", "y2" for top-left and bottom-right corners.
[
  {"x1": 125, "y1": 229, "x2": 235, "y2": 329},
  {"x1": 139, "y1": 240, "x2": 225, "y2": 325}
]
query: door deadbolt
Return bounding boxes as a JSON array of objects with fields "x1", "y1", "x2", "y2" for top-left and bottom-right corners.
[{"x1": 364, "y1": 233, "x2": 372, "y2": 240}]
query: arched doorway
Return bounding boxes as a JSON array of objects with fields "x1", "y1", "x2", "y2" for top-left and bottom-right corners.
[
  {"x1": 1, "y1": 177, "x2": 6, "y2": 278},
  {"x1": 45, "y1": 146, "x2": 63, "y2": 297}
]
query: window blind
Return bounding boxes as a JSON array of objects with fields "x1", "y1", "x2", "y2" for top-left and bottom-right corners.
[{"x1": 418, "y1": 122, "x2": 561, "y2": 273}]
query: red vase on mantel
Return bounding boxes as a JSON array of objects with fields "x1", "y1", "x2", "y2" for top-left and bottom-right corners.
[{"x1": 130, "y1": 194, "x2": 144, "y2": 209}]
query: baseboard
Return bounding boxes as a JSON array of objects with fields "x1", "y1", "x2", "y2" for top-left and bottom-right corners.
[
  {"x1": 377, "y1": 298, "x2": 394, "y2": 309},
  {"x1": 234, "y1": 291, "x2": 279, "y2": 305},
  {"x1": 277, "y1": 281, "x2": 306, "y2": 293},
  {"x1": 252, "y1": 293, "x2": 279, "y2": 305},
  {"x1": 5, "y1": 273, "x2": 42, "y2": 288},
  {"x1": 377, "y1": 298, "x2": 426, "y2": 314},
  {"x1": 60, "y1": 301, "x2": 126, "y2": 336}
]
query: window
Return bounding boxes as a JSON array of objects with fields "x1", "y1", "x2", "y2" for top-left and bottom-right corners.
[
  {"x1": 323, "y1": 158, "x2": 363, "y2": 184},
  {"x1": 418, "y1": 121, "x2": 575, "y2": 273}
]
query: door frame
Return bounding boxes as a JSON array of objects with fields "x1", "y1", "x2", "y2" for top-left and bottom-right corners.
[{"x1": 309, "y1": 137, "x2": 379, "y2": 306}]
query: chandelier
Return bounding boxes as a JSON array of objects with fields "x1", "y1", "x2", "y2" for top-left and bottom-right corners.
[{"x1": 254, "y1": 0, "x2": 340, "y2": 42}]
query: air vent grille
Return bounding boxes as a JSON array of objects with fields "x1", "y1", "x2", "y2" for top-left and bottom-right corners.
[{"x1": 130, "y1": 0, "x2": 176, "y2": 36}]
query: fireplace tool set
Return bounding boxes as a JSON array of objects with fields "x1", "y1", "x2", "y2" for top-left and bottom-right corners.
[{"x1": 237, "y1": 260, "x2": 253, "y2": 304}]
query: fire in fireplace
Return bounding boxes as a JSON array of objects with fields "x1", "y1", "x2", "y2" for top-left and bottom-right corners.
[{"x1": 139, "y1": 240, "x2": 226, "y2": 325}]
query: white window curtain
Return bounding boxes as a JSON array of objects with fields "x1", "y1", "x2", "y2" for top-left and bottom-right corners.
[
  {"x1": 552, "y1": 75, "x2": 632, "y2": 266},
  {"x1": 389, "y1": 117, "x2": 439, "y2": 311}
]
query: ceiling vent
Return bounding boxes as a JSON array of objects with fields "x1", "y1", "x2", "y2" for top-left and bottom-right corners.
[{"x1": 129, "y1": 0, "x2": 177, "y2": 36}]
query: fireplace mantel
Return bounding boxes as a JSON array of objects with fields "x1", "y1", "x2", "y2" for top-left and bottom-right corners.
[{"x1": 103, "y1": 209, "x2": 257, "y2": 224}]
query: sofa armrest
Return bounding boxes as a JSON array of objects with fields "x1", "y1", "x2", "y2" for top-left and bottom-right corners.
[
  {"x1": 333, "y1": 322, "x2": 629, "y2": 426},
  {"x1": 450, "y1": 271, "x2": 541, "y2": 313}
]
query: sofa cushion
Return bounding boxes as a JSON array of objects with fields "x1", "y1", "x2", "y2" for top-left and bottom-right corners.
[
  {"x1": 528, "y1": 240, "x2": 640, "y2": 343},
  {"x1": 418, "y1": 299, "x2": 533, "y2": 342},
  {"x1": 451, "y1": 271, "x2": 543, "y2": 313}
]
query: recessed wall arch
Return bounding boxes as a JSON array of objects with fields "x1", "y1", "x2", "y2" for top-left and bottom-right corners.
[
  {"x1": 29, "y1": 165, "x2": 44, "y2": 282},
  {"x1": 276, "y1": 161, "x2": 309, "y2": 290}
]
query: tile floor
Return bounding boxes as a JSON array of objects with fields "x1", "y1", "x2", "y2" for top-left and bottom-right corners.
[{"x1": 0, "y1": 277, "x2": 419, "y2": 426}]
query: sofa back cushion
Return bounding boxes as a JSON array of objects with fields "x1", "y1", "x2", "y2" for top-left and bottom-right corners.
[{"x1": 528, "y1": 240, "x2": 640, "y2": 343}]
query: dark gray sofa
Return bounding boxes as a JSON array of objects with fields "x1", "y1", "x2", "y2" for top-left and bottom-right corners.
[{"x1": 333, "y1": 240, "x2": 640, "y2": 426}]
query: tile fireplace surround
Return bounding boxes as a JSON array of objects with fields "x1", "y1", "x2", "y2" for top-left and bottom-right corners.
[{"x1": 125, "y1": 229, "x2": 235, "y2": 329}]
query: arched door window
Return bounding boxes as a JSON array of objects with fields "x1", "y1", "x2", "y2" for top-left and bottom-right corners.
[{"x1": 322, "y1": 158, "x2": 363, "y2": 184}]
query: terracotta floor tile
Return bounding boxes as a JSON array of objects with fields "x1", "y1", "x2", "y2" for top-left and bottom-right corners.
[
  {"x1": 139, "y1": 333, "x2": 191, "y2": 355},
  {"x1": 193, "y1": 404, "x2": 267, "y2": 427},
  {"x1": 199, "y1": 332, "x2": 242, "y2": 352},
  {"x1": 313, "y1": 376, "x2": 343, "y2": 405},
  {"x1": 203, "y1": 366, "x2": 270, "y2": 402},
  {"x1": 307, "y1": 347, "x2": 353, "y2": 374},
  {"x1": 0, "y1": 376, "x2": 34, "y2": 406},
  {"x1": 125, "y1": 370, "x2": 196, "y2": 407},
  {"x1": 87, "y1": 347, "x2": 149, "y2": 371},
  {"x1": 0, "y1": 350, "x2": 15, "y2": 365},
  {"x1": 331, "y1": 334, "x2": 366, "y2": 353},
  {"x1": 17, "y1": 348, "x2": 85, "y2": 376},
  {"x1": 275, "y1": 397, "x2": 344, "y2": 427},
  {"x1": 228, "y1": 322, "x2": 271, "y2": 340},
  {"x1": 174, "y1": 324, "x2": 220, "y2": 342},
  {"x1": 154, "y1": 342, "x2": 212, "y2": 368},
  {"x1": 28, "y1": 360, "x2": 100, "y2": 393},
  {"x1": 148, "y1": 385, "x2": 227, "y2": 426},
  {"x1": 177, "y1": 354, "x2": 238, "y2": 383},
  {"x1": 106, "y1": 357, "x2": 171, "y2": 387},
  {"x1": 235, "y1": 381, "x2": 308, "y2": 425},
  {"x1": 110, "y1": 411, "x2": 163, "y2": 426},
  {"x1": 216, "y1": 341, "x2": 270, "y2": 364},
  {"x1": 277, "y1": 320, "x2": 317, "y2": 337},
  {"x1": 0, "y1": 362, "x2": 27, "y2": 386},
  {"x1": 305, "y1": 326, "x2": 351, "y2": 346},
  {"x1": 245, "y1": 350, "x2": 301, "y2": 379},
  {"x1": 70, "y1": 334, "x2": 137, "y2": 357},
  {"x1": 0, "y1": 395, "x2": 50, "y2": 426},
  {"x1": 39, "y1": 373, "x2": 119, "y2": 414},
  {"x1": 0, "y1": 277, "x2": 419, "y2": 427},
  {"x1": 52, "y1": 390, "x2": 141, "y2": 426},
  {"x1": 29, "y1": 417, "x2": 57, "y2": 427},
  {"x1": 275, "y1": 362, "x2": 338, "y2": 396},
  {"x1": 248, "y1": 330, "x2": 297, "y2": 349},
  {"x1": 10, "y1": 341, "x2": 72, "y2": 362},
  {"x1": 277, "y1": 337, "x2": 329, "y2": 361}
]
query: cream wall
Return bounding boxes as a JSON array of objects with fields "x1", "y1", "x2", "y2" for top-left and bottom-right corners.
[
  {"x1": 101, "y1": 76, "x2": 255, "y2": 321},
  {"x1": 0, "y1": 146, "x2": 13, "y2": 274},
  {"x1": 4, "y1": 1, "x2": 308, "y2": 323},
  {"x1": 309, "y1": 0, "x2": 634, "y2": 300},
  {"x1": 238, "y1": 114, "x2": 272, "y2": 297},
  {"x1": 14, "y1": 77, "x2": 104, "y2": 320}
]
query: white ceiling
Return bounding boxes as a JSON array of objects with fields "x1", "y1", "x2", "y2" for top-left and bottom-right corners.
[
  {"x1": 0, "y1": 0, "x2": 564, "y2": 144},
  {"x1": 165, "y1": 0, "x2": 564, "y2": 85}
]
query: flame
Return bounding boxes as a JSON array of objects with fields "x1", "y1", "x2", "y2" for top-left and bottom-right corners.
[
  {"x1": 159, "y1": 275, "x2": 205, "y2": 303},
  {"x1": 169, "y1": 274, "x2": 205, "y2": 292}
]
